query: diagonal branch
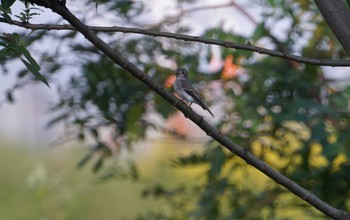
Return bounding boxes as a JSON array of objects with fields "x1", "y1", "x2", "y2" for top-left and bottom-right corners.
[
  {"x1": 315, "y1": 0, "x2": 350, "y2": 56},
  {"x1": 23, "y1": 1, "x2": 350, "y2": 219},
  {"x1": 2, "y1": 18, "x2": 350, "y2": 67}
]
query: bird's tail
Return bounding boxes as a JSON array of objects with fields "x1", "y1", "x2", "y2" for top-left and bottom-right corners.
[
  {"x1": 206, "y1": 107, "x2": 215, "y2": 118},
  {"x1": 198, "y1": 101, "x2": 215, "y2": 118}
]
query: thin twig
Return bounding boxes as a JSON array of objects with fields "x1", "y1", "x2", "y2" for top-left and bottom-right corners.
[
  {"x1": 2, "y1": 18, "x2": 350, "y2": 67},
  {"x1": 146, "y1": 1, "x2": 237, "y2": 29}
]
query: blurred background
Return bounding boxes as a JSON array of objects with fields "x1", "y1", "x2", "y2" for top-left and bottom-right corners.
[{"x1": 1, "y1": 0, "x2": 350, "y2": 219}]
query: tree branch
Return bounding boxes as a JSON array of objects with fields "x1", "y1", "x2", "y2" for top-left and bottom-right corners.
[
  {"x1": 21, "y1": 1, "x2": 350, "y2": 219},
  {"x1": 2, "y1": 18, "x2": 350, "y2": 67},
  {"x1": 314, "y1": 0, "x2": 350, "y2": 56}
]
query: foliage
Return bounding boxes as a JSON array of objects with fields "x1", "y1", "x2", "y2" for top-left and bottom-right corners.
[
  {"x1": 1, "y1": 0, "x2": 350, "y2": 219},
  {"x1": 0, "y1": 32, "x2": 49, "y2": 86},
  {"x1": 1, "y1": 0, "x2": 15, "y2": 11}
]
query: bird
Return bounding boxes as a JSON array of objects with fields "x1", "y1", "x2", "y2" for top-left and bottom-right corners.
[{"x1": 174, "y1": 68, "x2": 215, "y2": 118}]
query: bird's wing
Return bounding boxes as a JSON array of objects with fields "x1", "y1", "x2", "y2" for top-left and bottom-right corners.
[
  {"x1": 181, "y1": 80, "x2": 203, "y2": 104},
  {"x1": 180, "y1": 80, "x2": 215, "y2": 118}
]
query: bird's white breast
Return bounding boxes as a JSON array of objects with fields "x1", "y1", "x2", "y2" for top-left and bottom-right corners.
[{"x1": 174, "y1": 79, "x2": 194, "y2": 102}]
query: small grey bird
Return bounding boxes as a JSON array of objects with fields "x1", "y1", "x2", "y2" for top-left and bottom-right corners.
[{"x1": 174, "y1": 68, "x2": 215, "y2": 118}]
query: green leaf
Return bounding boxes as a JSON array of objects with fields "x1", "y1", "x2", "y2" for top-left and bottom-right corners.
[
  {"x1": 5, "y1": 39, "x2": 49, "y2": 87},
  {"x1": 20, "y1": 58, "x2": 50, "y2": 87},
  {"x1": 126, "y1": 103, "x2": 145, "y2": 135},
  {"x1": 1, "y1": 0, "x2": 16, "y2": 10},
  {"x1": 6, "y1": 90, "x2": 14, "y2": 103},
  {"x1": 89, "y1": 128, "x2": 99, "y2": 138},
  {"x1": 0, "y1": 48, "x2": 12, "y2": 60},
  {"x1": 252, "y1": 22, "x2": 267, "y2": 41},
  {"x1": 172, "y1": 153, "x2": 208, "y2": 167},
  {"x1": 17, "y1": 69, "x2": 29, "y2": 78},
  {"x1": 115, "y1": 1, "x2": 133, "y2": 15},
  {"x1": 267, "y1": 0, "x2": 275, "y2": 7},
  {"x1": 14, "y1": 46, "x2": 41, "y2": 71},
  {"x1": 77, "y1": 152, "x2": 93, "y2": 169},
  {"x1": 1, "y1": 12, "x2": 12, "y2": 21},
  {"x1": 0, "y1": 33, "x2": 19, "y2": 44},
  {"x1": 93, "y1": 156, "x2": 104, "y2": 173},
  {"x1": 129, "y1": 161, "x2": 138, "y2": 180},
  {"x1": 208, "y1": 147, "x2": 226, "y2": 177},
  {"x1": 99, "y1": 170, "x2": 115, "y2": 180},
  {"x1": 46, "y1": 113, "x2": 69, "y2": 128}
]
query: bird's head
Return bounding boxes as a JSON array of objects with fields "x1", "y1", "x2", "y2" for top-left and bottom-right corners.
[{"x1": 175, "y1": 68, "x2": 188, "y2": 78}]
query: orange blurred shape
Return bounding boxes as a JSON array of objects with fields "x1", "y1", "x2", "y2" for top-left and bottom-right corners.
[
  {"x1": 164, "y1": 74, "x2": 176, "y2": 88},
  {"x1": 221, "y1": 54, "x2": 237, "y2": 80},
  {"x1": 166, "y1": 111, "x2": 205, "y2": 138}
]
